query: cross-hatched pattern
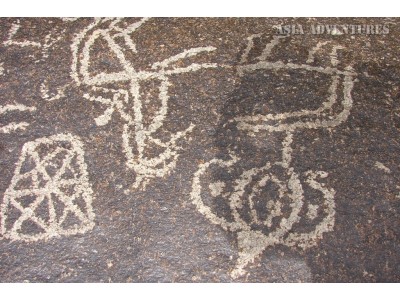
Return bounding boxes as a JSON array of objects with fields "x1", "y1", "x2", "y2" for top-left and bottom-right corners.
[{"x1": 0, "y1": 134, "x2": 95, "y2": 242}]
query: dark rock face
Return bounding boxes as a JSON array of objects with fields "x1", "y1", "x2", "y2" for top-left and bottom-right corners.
[{"x1": 0, "y1": 18, "x2": 399, "y2": 282}]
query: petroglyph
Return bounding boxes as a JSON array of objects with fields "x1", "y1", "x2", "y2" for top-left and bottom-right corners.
[
  {"x1": 0, "y1": 134, "x2": 95, "y2": 242},
  {"x1": 240, "y1": 34, "x2": 286, "y2": 64},
  {"x1": 0, "y1": 104, "x2": 36, "y2": 134},
  {"x1": 191, "y1": 35, "x2": 356, "y2": 278},
  {"x1": 40, "y1": 81, "x2": 69, "y2": 102},
  {"x1": 374, "y1": 161, "x2": 391, "y2": 174},
  {"x1": 61, "y1": 18, "x2": 79, "y2": 22},
  {"x1": 3, "y1": 19, "x2": 65, "y2": 60},
  {"x1": 306, "y1": 41, "x2": 330, "y2": 63},
  {"x1": 71, "y1": 18, "x2": 218, "y2": 189},
  {"x1": 330, "y1": 45, "x2": 345, "y2": 67},
  {"x1": 307, "y1": 42, "x2": 345, "y2": 67},
  {"x1": 4, "y1": 21, "x2": 41, "y2": 48},
  {"x1": 41, "y1": 31, "x2": 66, "y2": 60}
]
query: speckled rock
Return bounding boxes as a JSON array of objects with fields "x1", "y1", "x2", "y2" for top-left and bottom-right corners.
[{"x1": 0, "y1": 18, "x2": 399, "y2": 282}]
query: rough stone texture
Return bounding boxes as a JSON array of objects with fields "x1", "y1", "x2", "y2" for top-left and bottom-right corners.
[{"x1": 0, "y1": 18, "x2": 399, "y2": 282}]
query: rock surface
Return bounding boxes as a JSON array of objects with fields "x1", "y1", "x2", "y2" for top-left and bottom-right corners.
[{"x1": 0, "y1": 18, "x2": 399, "y2": 282}]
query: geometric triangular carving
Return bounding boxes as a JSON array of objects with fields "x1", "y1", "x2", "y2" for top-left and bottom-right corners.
[{"x1": 0, "y1": 134, "x2": 95, "y2": 242}]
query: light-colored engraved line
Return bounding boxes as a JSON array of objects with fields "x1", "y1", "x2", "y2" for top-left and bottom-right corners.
[
  {"x1": 72, "y1": 18, "x2": 217, "y2": 189},
  {"x1": 130, "y1": 124, "x2": 195, "y2": 190},
  {"x1": 0, "y1": 62, "x2": 4, "y2": 75},
  {"x1": 41, "y1": 33, "x2": 53, "y2": 59},
  {"x1": 0, "y1": 104, "x2": 36, "y2": 133},
  {"x1": 7, "y1": 22, "x2": 20, "y2": 39},
  {"x1": 22, "y1": 146, "x2": 66, "y2": 185},
  {"x1": 284, "y1": 170, "x2": 335, "y2": 249},
  {"x1": 106, "y1": 18, "x2": 123, "y2": 31},
  {"x1": 192, "y1": 36, "x2": 356, "y2": 278},
  {"x1": 3, "y1": 22, "x2": 41, "y2": 48},
  {"x1": 112, "y1": 18, "x2": 150, "y2": 53},
  {"x1": 231, "y1": 173, "x2": 303, "y2": 279},
  {"x1": 236, "y1": 75, "x2": 355, "y2": 132},
  {"x1": 191, "y1": 130, "x2": 311, "y2": 278},
  {"x1": 83, "y1": 82, "x2": 196, "y2": 190},
  {"x1": 56, "y1": 190, "x2": 90, "y2": 226},
  {"x1": 152, "y1": 47, "x2": 217, "y2": 70},
  {"x1": 306, "y1": 41, "x2": 330, "y2": 64},
  {"x1": 234, "y1": 75, "x2": 340, "y2": 125},
  {"x1": 247, "y1": 133, "x2": 292, "y2": 224},
  {"x1": 144, "y1": 79, "x2": 169, "y2": 135},
  {"x1": 71, "y1": 18, "x2": 102, "y2": 85},
  {"x1": 46, "y1": 194, "x2": 56, "y2": 231},
  {"x1": 36, "y1": 137, "x2": 93, "y2": 238},
  {"x1": 112, "y1": 17, "x2": 149, "y2": 36},
  {"x1": 40, "y1": 81, "x2": 68, "y2": 102},
  {"x1": 162, "y1": 63, "x2": 218, "y2": 75},
  {"x1": 79, "y1": 63, "x2": 219, "y2": 87},
  {"x1": 230, "y1": 164, "x2": 271, "y2": 230},
  {"x1": 0, "y1": 104, "x2": 36, "y2": 115},
  {"x1": 208, "y1": 181, "x2": 226, "y2": 197},
  {"x1": 240, "y1": 34, "x2": 286, "y2": 64},
  {"x1": 3, "y1": 21, "x2": 65, "y2": 61},
  {"x1": 131, "y1": 80, "x2": 145, "y2": 158},
  {"x1": 83, "y1": 87, "x2": 115, "y2": 105},
  {"x1": 237, "y1": 60, "x2": 356, "y2": 77},
  {"x1": 101, "y1": 30, "x2": 136, "y2": 73},
  {"x1": 188, "y1": 38, "x2": 357, "y2": 278},
  {"x1": 120, "y1": 33, "x2": 137, "y2": 53},
  {"x1": 374, "y1": 161, "x2": 391, "y2": 174},
  {"x1": 240, "y1": 34, "x2": 262, "y2": 64},
  {"x1": 230, "y1": 161, "x2": 304, "y2": 278},
  {"x1": 248, "y1": 173, "x2": 285, "y2": 226},
  {"x1": 257, "y1": 35, "x2": 286, "y2": 61},
  {"x1": 0, "y1": 134, "x2": 95, "y2": 242},
  {"x1": 133, "y1": 124, "x2": 195, "y2": 170},
  {"x1": 81, "y1": 98, "x2": 120, "y2": 131},
  {"x1": 9, "y1": 192, "x2": 48, "y2": 236},
  {"x1": 77, "y1": 23, "x2": 145, "y2": 86},
  {"x1": 0, "y1": 122, "x2": 30, "y2": 133},
  {"x1": 231, "y1": 230, "x2": 270, "y2": 278},
  {"x1": 265, "y1": 199, "x2": 283, "y2": 227},
  {"x1": 191, "y1": 154, "x2": 240, "y2": 232},
  {"x1": 281, "y1": 131, "x2": 293, "y2": 168},
  {"x1": 78, "y1": 30, "x2": 129, "y2": 85},
  {"x1": 41, "y1": 31, "x2": 65, "y2": 59},
  {"x1": 61, "y1": 18, "x2": 79, "y2": 22},
  {"x1": 306, "y1": 204, "x2": 319, "y2": 220},
  {"x1": 330, "y1": 46, "x2": 344, "y2": 67}
]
